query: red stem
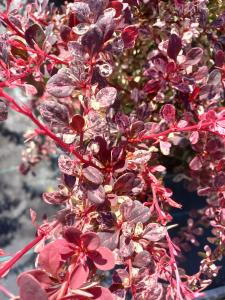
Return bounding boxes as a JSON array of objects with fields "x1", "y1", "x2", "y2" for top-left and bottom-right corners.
[
  {"x1": 130, "y1": 121, "x2": 214, "y2": 142},
  {"x1": 0, "y1": 234, "x2": 44, "y2": 278},
  {"x1": 0, "y1": 221, "x2": 60, "y2": 278},
  {"x1": 0, "y1": 90, "x2": 99, "y2": 169}
]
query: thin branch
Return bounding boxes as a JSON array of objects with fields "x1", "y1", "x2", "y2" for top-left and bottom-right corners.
[{"x1": 0, "y1": 90, "x2": 100, "y2": 169}]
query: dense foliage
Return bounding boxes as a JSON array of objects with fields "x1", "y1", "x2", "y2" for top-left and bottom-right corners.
[{"x1": 1, "y1": 0, "x2": 225, "y2": 299}]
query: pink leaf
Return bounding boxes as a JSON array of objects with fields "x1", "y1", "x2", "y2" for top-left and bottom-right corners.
[
  {"x1": 38, "y1": 239, "x2": 73, "y2": 275},
  {"x1": 69, "y1": 263, "x2": 89, "y2": 290},
  {"x1": 189, "y1": 156, "x2": 202, "y2": 171},
  {"x1": 160, "y1": 104, "x2": 176, "y2": 123},
  {"x1": 89, "y1": 247, "x2": 115, "y2": 271},
  {"x1": 81, "y1": 232, "x2": 101, "y2": 251},
  {"x1": 30, "y1": 208, "x2": 37, "y2": 225},
  {"x1": 159, "y1": 141, "x2": 171, "y2": 156},
  {"x1": 189, "y1": 131, "x2": 199, "y2": 144},
  {"x1": 17, "y1": 273, "x2": 48, "y2": 300},
  {"x1": 183, "y1": 47, "x2": 203, "y2": 66}
]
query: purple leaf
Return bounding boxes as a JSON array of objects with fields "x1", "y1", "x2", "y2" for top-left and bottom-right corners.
[
  {"x1": 60, "y1": 25, "x2": 71, "y2": 42},
  {"x1": 39, "y1": 100, "x2": 69, "y2": 129},
  {"x1": 113, "y1": 172, "x2": 136, "y2": 194},
  {"x1": 42, "y1": 191, "x2": 68, "y2": 205},
  {"x1": 71, "y1": 2, "x2": 90, "y2": 22},
  {"x1": 58, "y1": 155, "x2": 75, "y2": 176},
  {"x1": 215, "y1": 50, "x2": 225, "y2": 67},
  {"x1": 207, "y1": 69, "x2": 221, "y2": 86},
  {"x1": 68, "y1": 41, "x2": 86, "y2": 60},
  {"x1": 167, "y1": 34, "x2": 182, "y2": 60},
  {"x1": 46, "y1": 69, "x2": 75, "y2": 98},
  {"x1": 87, "y1": 0, "x2": 107, "y2": 20},
  {"x1": 17, "y1": 273, "x2": 48, "y2": 300},
  {"x1": 96, "y1": 14, "x2": 115, "y2": 42},
  {"x1": 64, "y1": 227, "x2": 81, "y2": 245},
  {"x1": 25, "y1": 24, "x2": 46, "y2": 49},
  {"x1": 98, "y1": 231, "x2": 120, "y2": 250},
  {"x1": 87, "y1": 185, "x2": 106, "y2": 204},
  {"x1": 121, "y1": 200, "x2": 150, "y2": 224},
  {"x1": 81, "y1": 26, "x2": 103, "y2": 57}
]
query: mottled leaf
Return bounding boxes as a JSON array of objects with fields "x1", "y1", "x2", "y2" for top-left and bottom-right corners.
[
  {"x1": 46, "y1": 69, "x2": 75, "y2": 98},
  {"x1": 87, "y1": 185, "x2": 105, "y2": 204},
  {"x1": 25, "y1": 24, "x2": 46, "y2": 49},
  {"x1": 142, "y1": 223, "x2": 166, "y2": 242},
  {"x1": 83, "y1": 166, "x2": 104, "y2": 185}
]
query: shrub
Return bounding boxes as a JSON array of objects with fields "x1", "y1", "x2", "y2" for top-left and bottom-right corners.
[{"x1": 1, "y1": 0, "x2": 225, "y2": 299}]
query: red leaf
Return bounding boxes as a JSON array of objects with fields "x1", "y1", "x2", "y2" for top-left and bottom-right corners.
[
  {"x1": 110, "y1": 1, "x2": 123, "y2": 18},
  {"x1": 17, "y1": 273, "x2": 48, "y2": 300},
  {"x1": 69, "y1": 263, "x2": 89, "y2": 290},
  {"x1": 70, "y1": 114, "x2": 85, "y2": 133},
  {"x1": 89, "y1": 247, "x2": 115, "y2": 271},
  {"x1": 160, "y1": 104, "x2": 176, "y2": 123},
  {"x1": 189, "y1": 86, "x2": 200, "y2": 102},
  {"x1": 81, "y1": 232, "x2": 101, "y2": 251},
  {"x1": 121, "y1": 25, "x2": 138, "y2": 49}
]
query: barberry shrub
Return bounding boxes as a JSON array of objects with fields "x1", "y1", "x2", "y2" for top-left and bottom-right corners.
[{"x1": 1, "y1": 0, "x2": 225, "y2": 299}]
